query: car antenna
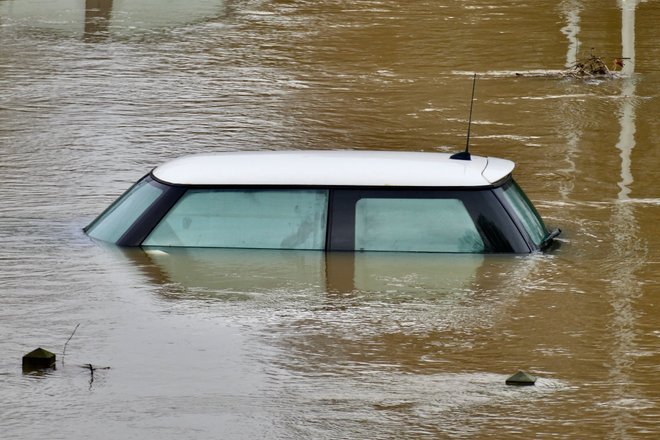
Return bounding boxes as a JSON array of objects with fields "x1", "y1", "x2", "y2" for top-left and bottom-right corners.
[{"x1": 450, "y1": 73, "x2": 477, "y2": 161}]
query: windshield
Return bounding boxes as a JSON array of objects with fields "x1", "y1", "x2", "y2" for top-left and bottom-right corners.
[
  {"x1": 85, "y1": 177, "x2": 164, "y2": 243},
  {"x1": 500, "y1": 179, "x2": 548, "y2": 247}
]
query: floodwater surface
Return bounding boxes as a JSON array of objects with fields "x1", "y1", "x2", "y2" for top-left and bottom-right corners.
[{"x1": 1, "y1": 1, "x2": 659, "y2": 439}]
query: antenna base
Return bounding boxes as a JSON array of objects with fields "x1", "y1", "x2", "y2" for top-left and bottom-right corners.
[{"x1": 450, "y1": 151, "x2": 472, "y2": 161}]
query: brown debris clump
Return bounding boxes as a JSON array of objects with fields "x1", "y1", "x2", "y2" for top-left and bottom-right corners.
[{"x1": 568, "y1": 55, "x2": 622, "y2": 78}]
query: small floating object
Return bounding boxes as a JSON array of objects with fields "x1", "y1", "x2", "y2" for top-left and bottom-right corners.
[
  {"x1": 22, "y1": 347, "x2": 56, "y2": 371},
  {"x1": 506, "y1": 370, "x2": 537, "y2": 386},
  {"x1": 566, "y1": 53, "x2": 626, "y2": 79}
]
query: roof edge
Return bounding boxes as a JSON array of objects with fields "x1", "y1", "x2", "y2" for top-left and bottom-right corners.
[{"x1": 152, "y1": 150, "x2": 515, "y2": 187}]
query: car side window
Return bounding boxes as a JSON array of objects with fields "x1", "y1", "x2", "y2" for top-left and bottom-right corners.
[
  {"x1": 143, "y1": 189, "x2": 329, "y2": 250},
  {"x1": 354, "y1": 198, "x2": 484, "y2": 253}
]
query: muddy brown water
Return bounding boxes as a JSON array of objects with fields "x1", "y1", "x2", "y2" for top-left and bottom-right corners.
[{"x1": 1, "y1": 1, "x2": 658, "y2": 439}]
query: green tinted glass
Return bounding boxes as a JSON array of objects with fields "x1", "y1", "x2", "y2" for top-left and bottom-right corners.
[
  {"x1": 86, "y1": 179, "x2": 163, "y2": 243},
  {"x1": 144, "y1": 189, "x2": 328, "y2": 250},
  {"x1": 354, "y1": 198, "x2": 484, "y2": 253},
  {"x1": 501, "y1": 180, "x2": 547, "y2": 246}
]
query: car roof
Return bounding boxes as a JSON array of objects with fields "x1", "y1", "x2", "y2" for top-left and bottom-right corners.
[{"x1": 151, "y1": 150, "x2": 515, "y2": 187}]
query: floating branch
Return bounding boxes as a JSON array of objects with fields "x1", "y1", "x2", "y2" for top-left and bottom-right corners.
[
  {"x1": 569, "y1": 54, "x2": 612, "y2": 77},
  {"x1": 514, "y1": 53, "x2": 627, "y2": 79},
  {"x1": 81, "y1": 363, "x2": 111, "y2": 390}
]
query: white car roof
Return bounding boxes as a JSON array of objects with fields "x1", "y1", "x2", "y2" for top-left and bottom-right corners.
[{"x1": 152, "y1": 150, "x2": 515, "y2": 187}]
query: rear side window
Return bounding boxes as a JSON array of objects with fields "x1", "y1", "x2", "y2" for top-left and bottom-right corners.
[
  {"x1": 354, "y1": 198, "x2": 484, "y2": 253},
  {"x1": 501, "y1": 180, "x2": 547, "y2": 246},
  {"x1": 143, "y1": 189, "x2": 329, "y2": 250},
  {"x1": 86, "y1": 178, "x2": 164, "y2": 243}
]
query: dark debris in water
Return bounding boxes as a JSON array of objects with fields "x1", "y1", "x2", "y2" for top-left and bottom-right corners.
[
  {"x1": 568, "y1": 55, "x2": 624, "y2": 78},
  {"x1": 22, "y1": 347, "x2": 56, "y2": 371},
  {"x1": 515, "y1": 55, "x2": 626, "y2": 80},
  {"x1": 506, "y1": 370, "x2": 537, "y2": 386}
]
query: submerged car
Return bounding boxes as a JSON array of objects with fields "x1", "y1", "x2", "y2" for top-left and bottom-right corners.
[{"x1": 84, "y1": 150, "x2": 560, "y2": 253}]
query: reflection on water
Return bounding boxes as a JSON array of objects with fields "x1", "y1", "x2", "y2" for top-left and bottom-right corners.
[
  {"x1": 619, "y1": 0, "x2": 638, "y2": 76},
  {"x1": 339, "y1": 252, "x2": 484, "y2": 295},
  {"x1": 557, "y1": 0, "x2": 583, "y2": 202},
  {"x1": 1, "y1": 0, "x2": 660, "y2": 438},
  {"x1": 128, "y1": 247, "x2": 486, "y2": 297},
  {"x1": 605, "y1": 2, "x2": 650, "y2": 437},
  {"x1": 616, "y1": 0, "x2": 638, "y2": 200},
  {"x1": 84, "y1": 0, "x2": 112, "y2": 42},
  {"x1": 0, "y1": 0, "x2": 227, "y2": 38},
  {"x1": 560, "y1": 0, "x2": 582, "y2": 69},
  {"x1": 132, "y1": 247, "x2": 327, "y2": 296}
]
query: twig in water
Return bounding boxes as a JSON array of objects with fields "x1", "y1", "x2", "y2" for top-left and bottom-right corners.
[
  {"x1": 81, "y1": 364, "x2": 110, "y2": 390},
  {"x1": 62, "y1": 323, "x2": 80, "y2": 365},
  {"x1": 86, "y1": 363, "x2": 94, "y2": 389}
]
